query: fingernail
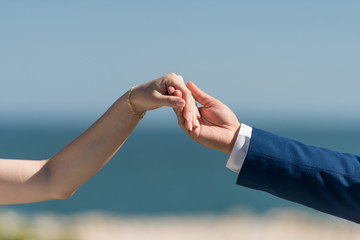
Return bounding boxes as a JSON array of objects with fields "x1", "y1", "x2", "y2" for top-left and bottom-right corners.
[
  {"x1": 176, "y1": 99, "x2": 185, "y2": 107},
  {"x1": 189, "y1": 122, "x2": 193, "y2": 131},
  {"x1": 195, "y1": 119, "x2": 200, "y2": 128}
]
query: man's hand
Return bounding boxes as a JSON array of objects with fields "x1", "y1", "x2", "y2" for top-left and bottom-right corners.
[{"x1": 169, "y1": 82, "x2": 240, "y2": 154}]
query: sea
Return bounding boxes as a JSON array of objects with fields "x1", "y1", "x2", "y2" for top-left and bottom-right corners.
[{"x1": 1, "y1": 119, "x2": 359, "y2": 217}]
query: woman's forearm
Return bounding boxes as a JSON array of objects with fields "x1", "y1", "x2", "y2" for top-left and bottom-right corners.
[
  {"x1": 0, "y1": 73, "x2": 196, "y2": 204},
  {"x1": 0, "y1": 92, "x2": 138, "y2": 204},
  {"x1": 45, "y1": 91, "x2": 139, "y2": 199}
]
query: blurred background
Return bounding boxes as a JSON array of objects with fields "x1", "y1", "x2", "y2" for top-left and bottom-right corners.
[{"x1": 1, "y1": 1, "x2": 359, "y2": 239}]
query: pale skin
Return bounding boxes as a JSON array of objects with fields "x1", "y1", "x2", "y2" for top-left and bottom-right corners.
[
  {"x1": 168, "y1": 81, "x2": 241, "y2": 155},
  {"x1": 0, "y1": 73, "x2": 198, "y2": 204}
]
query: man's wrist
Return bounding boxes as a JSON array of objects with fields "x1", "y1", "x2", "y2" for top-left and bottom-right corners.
[{"x1": 226, "y1": 123, "x2": 241, "y2": 154}]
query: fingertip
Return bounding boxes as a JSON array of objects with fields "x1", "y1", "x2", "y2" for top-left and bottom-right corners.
[
  {"x1": 187, "y1": 82, "x2": 199, "y2": 94},
  {"x1": 195, "y1": 119, "x2": 200, "y2": 128},
  {"x1": 176, "y1": 99, "x2": 185, "y2": 107},
  {"x1": 174, "y1": 89, "x2": 183, "y2": 98},
  {"x1": 167, "y1": 86, "x2": 175, "y2": 95},
  {"x1": 186, "y1": 81, "x2": 195, "y2": 89},
  {"x1": 188, "y1": 121, "x2": 193, "y2": 132},
  {"x1": 192, "y1": 124, "x2": 201, "y2": 137},
  {"x1": 183, "y1": 114, "x2": 193, "y2": 132}
]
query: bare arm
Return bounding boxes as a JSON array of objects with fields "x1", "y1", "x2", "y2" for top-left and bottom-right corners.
[{"x1": 0, "y1": 73, "x2": 196, "y2": 204}]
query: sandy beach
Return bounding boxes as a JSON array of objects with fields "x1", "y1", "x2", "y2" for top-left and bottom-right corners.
[{"x1": 1, "y1": 209, "x2": 359, "y2": 240}]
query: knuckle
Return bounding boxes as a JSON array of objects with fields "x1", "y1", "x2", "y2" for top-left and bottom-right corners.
[
  {"x1": 164, "y1": 73, "x2": 176, "y2": 82},
  {"x1": 177, "y1": 75, "x2": 184, "y2": 82},
  {"x1": 167, "y1": 73, "x2": 177, "y2": 78}
]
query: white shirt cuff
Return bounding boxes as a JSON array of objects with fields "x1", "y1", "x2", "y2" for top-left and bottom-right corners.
[{"x1": 226, "y1": 124, "x2": 253, "y2": 173}]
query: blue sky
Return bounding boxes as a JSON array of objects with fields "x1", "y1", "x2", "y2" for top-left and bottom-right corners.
[{"x1": 1, "y1": 1, "x2": 359, "y2": 127}]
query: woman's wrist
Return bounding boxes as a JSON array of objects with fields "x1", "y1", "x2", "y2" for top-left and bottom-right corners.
[{"x1": 127, "y1": 86, "x2": 147, "y2": 119}]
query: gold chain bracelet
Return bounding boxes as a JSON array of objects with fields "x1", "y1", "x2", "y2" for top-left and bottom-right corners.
[{"x1": 127, "y1": 86, "x2": 146, "y2": 120}]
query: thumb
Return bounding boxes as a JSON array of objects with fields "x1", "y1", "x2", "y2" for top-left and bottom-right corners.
[
  {"x1": 155, "y1": 92, "x2": 186, "y2": 109},
  {"x1": 186, "y1": 82, "x2": 215, "y2": 106}
]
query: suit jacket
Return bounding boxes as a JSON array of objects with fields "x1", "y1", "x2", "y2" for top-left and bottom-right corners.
[{"x1": 237, "y1": 128, "x2": 360, "y2": 223}]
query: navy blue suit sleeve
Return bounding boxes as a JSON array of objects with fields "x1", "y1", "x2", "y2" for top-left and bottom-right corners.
[{"x1": 237, "y1": 128, "x2": 360, "y2": 223}]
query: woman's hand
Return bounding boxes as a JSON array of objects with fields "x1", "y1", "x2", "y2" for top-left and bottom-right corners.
[{"x1": 131, "y1": 73, "x2": 200, "y2": 131}]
